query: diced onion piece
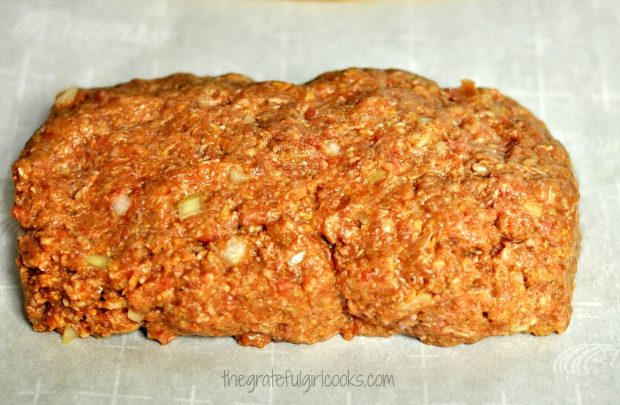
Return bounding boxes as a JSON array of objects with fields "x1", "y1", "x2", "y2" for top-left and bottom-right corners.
[
  {"x1": 103, "y1": 298, "x2": 127, "y2": 310},
  {"x1": 55, "y1": 87, "x2": 79, "y2": 108},
  {"x1": 221, "y1": 237, "x2": 248, "y2": 266},
  {"x1": 111, "y1": 193, "x2": 131, "y2": 215},
  {"x1": 435, "y1": 141, "x2": 447, "y2": 155},
  {"x1": 325, "y1": 141, "x2": 341, "y2": 156},
  {"x1": 510, "y1": 324, "x2": 530, "y2": 333},
  {"x1": 178, "y1": 194, "x2": 203, "y2": 219},
  {"x1": 127, "y1": 309, "x2": 145, "y2": 323},
  {"x1": 198, "y1": 95, "x2": 218, "y2": 107},
  {"x1": 229, "y1": 167, "x2": 248, "y2": 184},
  {"x1": 381, "y1": 220, "x2": 393, "y2": 233},
  {"x1": 367, "y1": 168, "x2": 387, "y2": 184},
  {"x1": 472, "y1": 163, "x2": 488, "y2": 175},
  {"x1": 418, "y1": 116, "x2": 432, "y2": 125},
  {"x1": 288, "y1": 251, "x2": 306, "y2": 266},
  {"x1": 62, "y1": 326, "x2": 79, "y2": 344},
  {"x1": 86, "y1": 254, "x2": 110, "y2": 269},
  {"x1": 511, "y1": 272, "x2": 525, "y2": 285},
  {"x1": 523, "y1": 201, "x2": 542, "y2": 218},
  {"x1": 403, "y1": 291, "x2": 432, "y2": 310}
]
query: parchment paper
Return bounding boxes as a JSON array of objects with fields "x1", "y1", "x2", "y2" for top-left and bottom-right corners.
[{"x1": 1, "y1": 1, "x2": 619, "y2": 404}]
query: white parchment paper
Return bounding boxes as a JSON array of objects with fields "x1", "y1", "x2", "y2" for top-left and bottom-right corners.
[{"x1": 1, "y1": 1, "x2": 619, "y2": 404}]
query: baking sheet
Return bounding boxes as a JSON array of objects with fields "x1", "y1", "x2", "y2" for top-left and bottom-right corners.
[{"x1": 1, "y1": 0, "x2": 619, "y2": 404}]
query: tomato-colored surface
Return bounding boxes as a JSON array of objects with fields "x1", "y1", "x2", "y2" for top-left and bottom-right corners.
[{"x1": 12, "y1": 69, "x2": 579, "y2": 347}]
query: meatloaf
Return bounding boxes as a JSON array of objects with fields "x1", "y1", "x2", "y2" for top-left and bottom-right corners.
[{"x1": 12, "y1": 68, "x2": 580, "y2": 347}]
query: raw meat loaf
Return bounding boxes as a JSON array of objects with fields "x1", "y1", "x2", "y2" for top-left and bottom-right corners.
[{"x1": 12, "y1": 68, "x2": 580, "y2": 347}]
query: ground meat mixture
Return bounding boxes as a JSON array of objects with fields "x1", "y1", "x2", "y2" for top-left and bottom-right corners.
[{"x1": 12, "y1": 68, "x2": 580, "y2": 347}]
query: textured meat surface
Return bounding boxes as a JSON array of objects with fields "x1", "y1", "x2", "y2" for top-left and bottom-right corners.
[{"x1": 12, "y1": 68, "x2": 580, "y2": 347}]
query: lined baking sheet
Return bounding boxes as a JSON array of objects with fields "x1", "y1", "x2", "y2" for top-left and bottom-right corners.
[{"x1": 1, "y1": 0, "x2": 619, "y2": 404}]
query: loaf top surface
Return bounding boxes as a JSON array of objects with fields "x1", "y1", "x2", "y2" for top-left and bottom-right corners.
[{"x1": 12, "y1": 68, "x2": 579, "y2": 345}]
